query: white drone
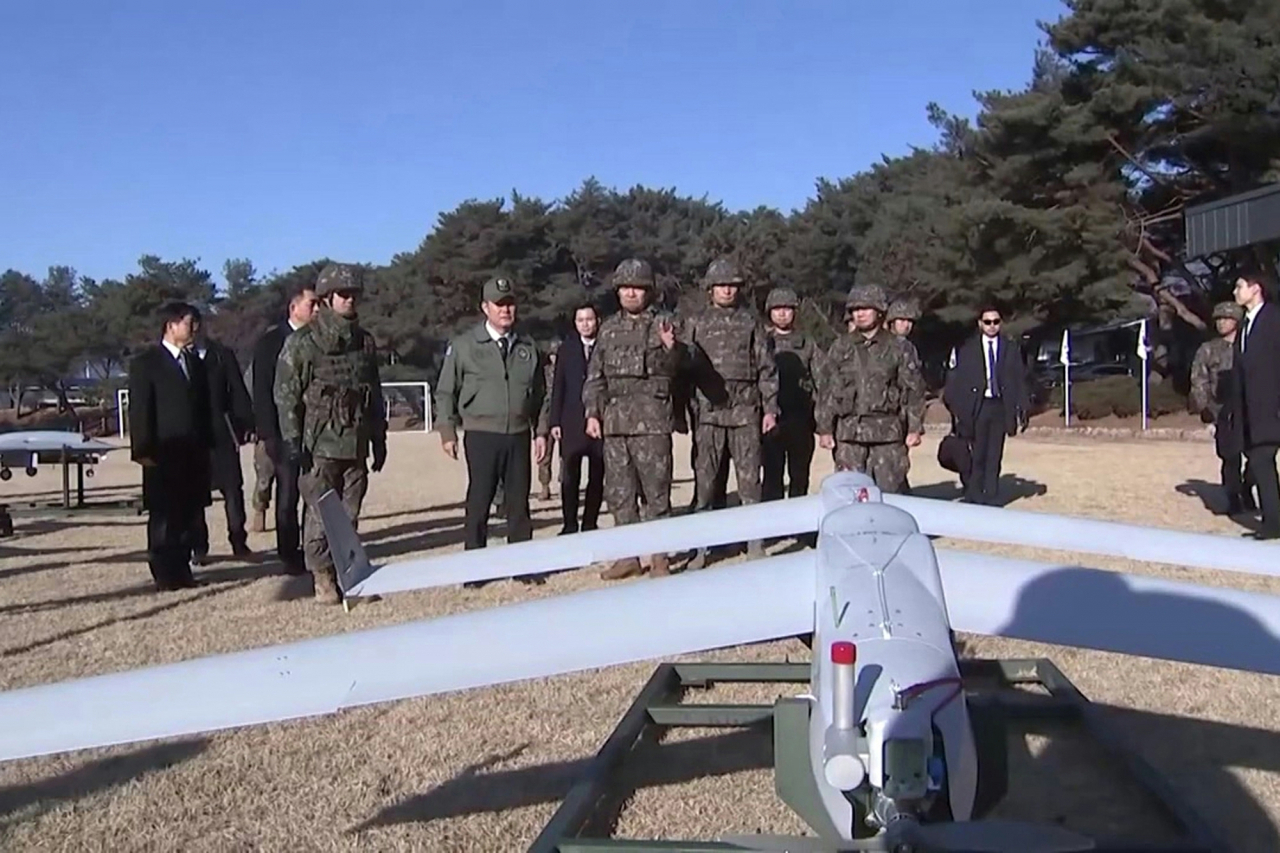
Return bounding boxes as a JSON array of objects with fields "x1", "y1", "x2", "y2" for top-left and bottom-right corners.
[
  {"x1": 0, "y1": 471, "x2": 1277, "y2": 853},
  {"x1": 0, "y1": 429, "x2": 117, "y2": 480}
]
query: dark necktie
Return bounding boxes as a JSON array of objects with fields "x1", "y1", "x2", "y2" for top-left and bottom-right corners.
[
  {"x1": 497, "y1": 337, "x2": 508, "y2": 360},
  {"x1": 180, "y1": 348, "x2": 194, "y2": 380},
  {"x1": 987, "y1": 340, "x2": 1000, "y2": 397}
]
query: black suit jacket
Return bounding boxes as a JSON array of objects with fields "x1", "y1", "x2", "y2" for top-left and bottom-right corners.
[
  {"x1": 127, "y1": 343, "x2": 214, "y2": 511},
  {"x1": 200, "y1": 338, "x2": 254, "y2": 453},
  {"x1": 250, "y1": 321, "x2": 294, "y2": 448},
  {"x1": 943, "y1": 332, "x2": 1029, "y2": 438},
  {"x1": 1231, "y1": 302, "x2": 1280, "y2": 448},
  {"x1": 550, "y1": 333, "x2": 599, "y2": 454}
]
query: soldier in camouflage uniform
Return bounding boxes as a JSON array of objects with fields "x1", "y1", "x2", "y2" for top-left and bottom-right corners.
[
  {"x1": 886, "y1": 296, "x2": 922, "y2": 493},
  {"x1": 536, "y1": 340, "x2": 560, "y2": 501},
  {"x1": 242, "y1": 357, "x2": 275, "y2": 532},
  {"x1": 1190, "y1": 301, "x2": 1256, "y2": 515},
  {"x1": 762, "y1": 287, "x2": 818, "y2": 503},
  {"x1": 682, "y1": 258, "x2": 780, "y2": 568},
  {"x1": 816, "y1": 283, "x2": 926, "y2": 494},
  {"x1": 583, "y1": 258, "x2": 684, "y2": 579},
  {"x1": 275, "y1": 262, "x2": 388, "y2": 604}
]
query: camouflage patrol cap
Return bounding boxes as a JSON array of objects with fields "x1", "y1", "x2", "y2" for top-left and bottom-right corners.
[
  {"x1": 611, "y1": 258, "x2": 654, "y2": 288},
  {"x1": 887, "y1": 296, "x2": 921, "y2": 321},
  {"x1": 765, "y1": 287, "x2": 799, "y2": 310},
  {"x1": 1212, "y1": 301, "x2": 1244, "y2": 322},
  {"x1": 315, "y1": 263, "x2": 363, "y2": 297},
  {"x1": 846, "y1": 283, "x2": 888, "y2": 313},
  {"x1": 482, "y1": 276, "x2": 516, "y2": 303},
  {"x1": 702, "y1": 257, "x2": 745, "y2": 286}
]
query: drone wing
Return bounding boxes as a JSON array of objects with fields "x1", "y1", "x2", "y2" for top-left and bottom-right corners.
[
  {"x1": 325, "y1": 490, "x2": 823, "y2": 597},
  {"x1": 935, "y1": 548, "x2": 1280, "y2": 676},
  {"x1": 888, "y1": 494, "x2": 1278, "y2": 581},
  {"x1": 0, "y1": 551, "x2": 816, "y2": 763}
]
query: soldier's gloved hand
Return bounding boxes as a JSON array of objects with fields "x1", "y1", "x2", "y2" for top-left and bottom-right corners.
[
  {"x1": 285, "y1": 439, "x2": 312, "y2": 473},
  {"x1": 371, "y1": 439, "x2": 387, "y2": 472}
]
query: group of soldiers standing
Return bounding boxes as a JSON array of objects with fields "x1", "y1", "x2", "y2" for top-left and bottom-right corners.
[{"x1": 569, "y1": 257, "x2": 926, "y2": 580}]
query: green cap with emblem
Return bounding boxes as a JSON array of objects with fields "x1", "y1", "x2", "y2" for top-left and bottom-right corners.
[{"x1": 483, "y1": 276, "x2": 516, "y2": 303}]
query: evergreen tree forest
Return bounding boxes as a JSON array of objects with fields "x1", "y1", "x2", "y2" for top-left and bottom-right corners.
[{"x1": 3, "y1": 0, "x2": 1279, "y2": 415}]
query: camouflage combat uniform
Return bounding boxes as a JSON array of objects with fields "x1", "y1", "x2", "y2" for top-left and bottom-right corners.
[
  {"x1": 682, "y1": 258, "x2": 779, "y2": 566},
  {"x1": 762, "y1": 287, "x2": 818, "y2": 502},
  {"x1": 537, "y1": 343, "x2": 559, "y2": 499},
  {"x1": 816, "y1": 284, "x2": 926, "y2": 494},
  {"x1": 274, "y1": 262, "x2": 387, "y2": 604},
  {"x1": 242, "y1": 361, "x2": 276, "y2": 529},
  {"x1": 582, "y1": 258, "x2": 684, "y2": 579},
  {"x1": 1190, "y1": 301, "x2": 1254, "y2": 514},
  {"x1": 886, "y1": 296, "x2": 922, "y2": 494}
]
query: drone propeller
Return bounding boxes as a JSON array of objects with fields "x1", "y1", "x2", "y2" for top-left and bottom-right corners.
[{"x1": 721, "y1": 819, "x2": 1096, "y2": 852}]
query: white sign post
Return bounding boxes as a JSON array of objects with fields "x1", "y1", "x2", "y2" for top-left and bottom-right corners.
[
  {"x1": 1136, "y1": 318, "x2": 1150, "y2": 431},
  {"x1": 1059, "y1": 328, "x2": 1071, "y2": 427}
]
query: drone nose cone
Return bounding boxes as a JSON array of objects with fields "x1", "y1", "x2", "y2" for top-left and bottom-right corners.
[{"x1": 824, "y1": 752, "x2": 866, "y2": 791}]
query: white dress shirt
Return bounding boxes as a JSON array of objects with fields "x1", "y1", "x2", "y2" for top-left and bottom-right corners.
[
  {"x1": 983, "y1": 336, "x2": 999, "y2": 398},
  {"x1": 161, "y1": 339, "x2": 190, "y2": 378},
  {"x1": 1242, "y1": 303, "x2": 1263, "y2": 352}
]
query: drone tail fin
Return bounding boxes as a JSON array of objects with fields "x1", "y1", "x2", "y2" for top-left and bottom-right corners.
[{"x1": 315, "y1": 489, "x2": 376, "y2": 595}]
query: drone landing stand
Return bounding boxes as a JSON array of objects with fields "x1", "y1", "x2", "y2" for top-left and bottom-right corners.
[{"x1": 525, "y1": 658, "x2": 1229, "y2": 853}]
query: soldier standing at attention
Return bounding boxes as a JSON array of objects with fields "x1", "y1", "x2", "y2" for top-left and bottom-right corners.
[
  {"x1": 886, "y1": 296, "x2": 923, "y2": 493},
  {"x1": 761, "y1": 287, "x2": 818, "y2": 503},
  {"x1": 816, "y1": 284, "x2": 926, "y2": 494},
  {"x1": 535, "y1": 340, "x2": 560, "y2": 501},
  {"x1": 1190, "y1": 301, "x2": 1255, "y2": 515},
  {"x1": 434, "y1": 276, "x2": 549, "y2": 586},
  {"x1": 682, "y1": 258, "x2": 779, "y2": 569},
  {"x1": 274, "y1": 263, "x2": 387, "y2": 604},
  {"x1": 583, "y1": 258, "x2": 683, "y2": 580}
]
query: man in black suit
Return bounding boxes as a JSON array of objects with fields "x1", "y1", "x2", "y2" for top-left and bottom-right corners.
[
  {"x1": 127, "y1": 301, "x2": 214, "y2": 591},
  {"x1": 189, "y1": 319, "x2": 255, "y2": 561},
  {"x1": 1230, "y1": 262, "x2": 1280, "y2": 540},
  {"x1": 249, "y1": 284, "x2": 318, "y2": 574},
  {"x1": 943, "y1": 302, "x2": 1029, "y2": 505},
  {"x1": 550, "y1": 302, "x2": 605, "y2": 534}
]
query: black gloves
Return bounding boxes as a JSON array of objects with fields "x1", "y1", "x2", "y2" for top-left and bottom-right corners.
[
  {"x1": 371, "y1": 438, "x2": 387, "y2": 473},
  {"x1": 285, "y1": 439, "x2": 312, "y2": 473}
]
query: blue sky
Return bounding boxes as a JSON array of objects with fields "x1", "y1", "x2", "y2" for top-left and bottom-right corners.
[{"x1": 1, "y1": 0, "x2": 1068, "y2": 288}]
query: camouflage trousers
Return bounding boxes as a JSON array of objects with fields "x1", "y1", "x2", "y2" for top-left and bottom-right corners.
[
  {"x1": 834, "y1": 441, "x2": 909, "y2": 494},
  {"x1": 300, "y1": 457, "x2": 368, "y2": 578},
  {"x1": 252, "y1": 441, "x2": 275, "y2": 511},
  {"x1": 603, "y1": 434, "x2": 673, "y2": 525},
  {"x1": 694, "y1": 423, "x2": 761, "y2": 511},
  {"x1": 538, "y1": 433, "x2": 556, "y2": 487}
]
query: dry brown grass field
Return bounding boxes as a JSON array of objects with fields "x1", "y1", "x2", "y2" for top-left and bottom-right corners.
[{"x1": 1, "y1": 428, "x2": 1278, "y2": 852}]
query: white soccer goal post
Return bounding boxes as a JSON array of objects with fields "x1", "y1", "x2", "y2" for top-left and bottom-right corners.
[{"x1": 116, "y1": 381, "x2": 432, "y2": 438}]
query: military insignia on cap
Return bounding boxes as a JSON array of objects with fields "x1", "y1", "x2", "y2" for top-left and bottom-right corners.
[{"x1": 496, "y1": 278, "x2": 510, "y2": 291}]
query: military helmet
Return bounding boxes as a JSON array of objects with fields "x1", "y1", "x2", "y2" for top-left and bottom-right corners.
[
  {"x1": 315, "y1": 262, "x2": 363, "y2": 297},
  {"x1": 611, "y1": 258, "x2": 654, "y2": 288},
  {"x1": 765, "y1": 287, "x2": 799, "y2": 310},
  {"x1": 703, "y1": 257, "x2": 745, "y2": 286},
  {"x1": 1212, "y1": 301, "x2": 1244, "y2": 322},
  {"x1": 846, "y1": 283, "x2": 888, "y2": 313},
  {"x1": 887, "y1": 296, "x2": 921, "y2": 321}
]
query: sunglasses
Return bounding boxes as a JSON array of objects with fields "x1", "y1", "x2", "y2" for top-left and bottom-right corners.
[
  {"x1": 334, "y1": 289, "x2": 359, "y2": 300},
  {"x1": 981, "y1": 318, "x2": 1001, "y2": 326}
]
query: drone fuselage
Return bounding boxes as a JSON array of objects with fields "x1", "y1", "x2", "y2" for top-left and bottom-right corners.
[{"x1": 804, "y1": 472, "x2": 979, "y2": 843}]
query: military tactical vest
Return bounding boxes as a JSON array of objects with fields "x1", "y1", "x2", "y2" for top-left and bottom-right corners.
[
  {"x1": 707, "y1": 310, "x2": 757, "y2": 382},
  {"x1": 601, "y1": 311, "x2": 671, "y2": 398},
  {"x1": 302, "y1": 326, "x2": 377, "y2": 433}
]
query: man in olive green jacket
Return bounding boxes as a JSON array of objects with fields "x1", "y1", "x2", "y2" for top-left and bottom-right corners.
[{"x1": 434, "y1": 276, "x2": 549, "y2": 578}]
